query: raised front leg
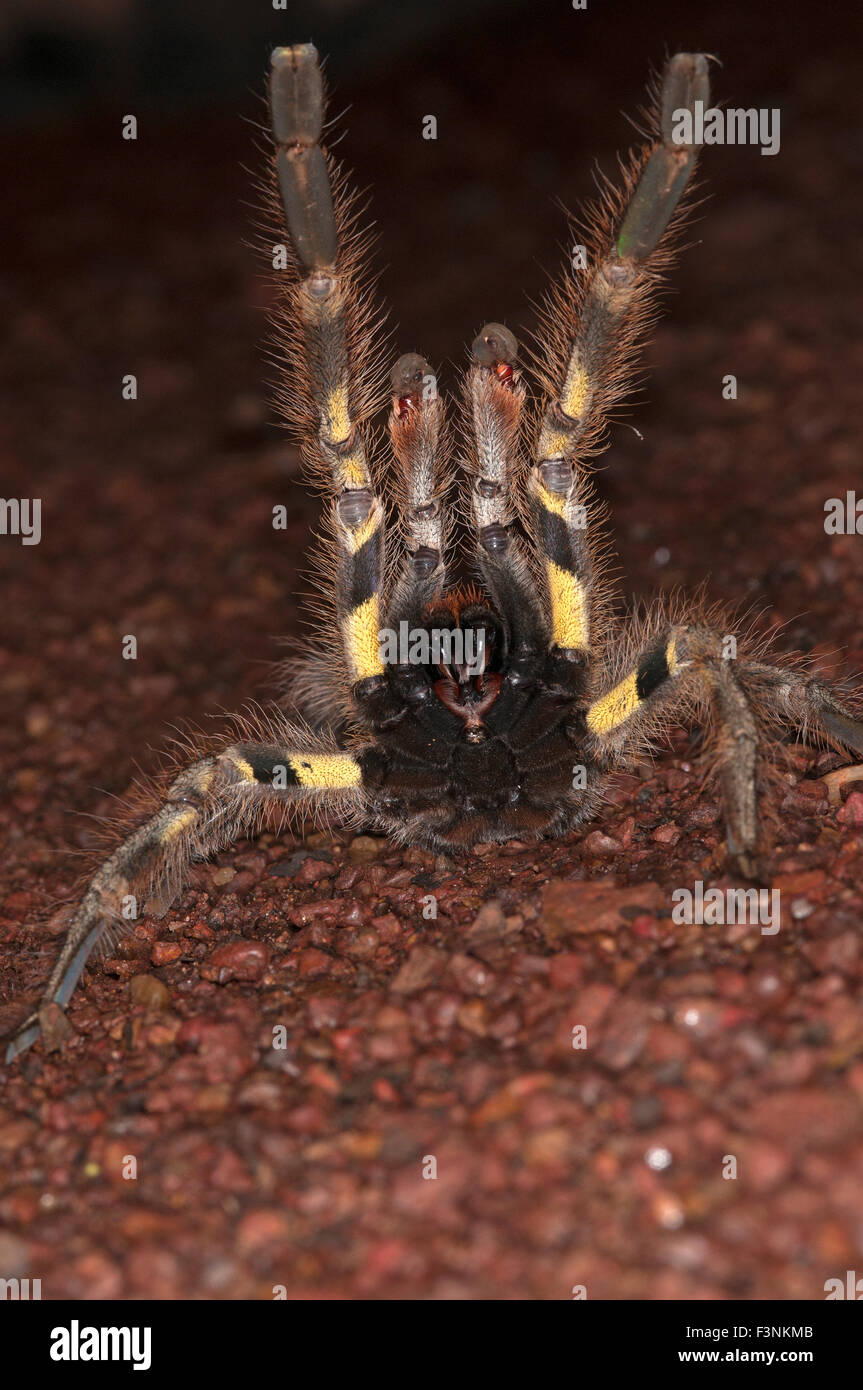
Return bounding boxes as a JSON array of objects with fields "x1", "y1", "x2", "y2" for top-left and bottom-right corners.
[
  {"x1": 528, "y1": 54, "x2": 710, "y2": 662},
  {"x1": 270, "y1": 44, "x2": 387, "y2": 686}
]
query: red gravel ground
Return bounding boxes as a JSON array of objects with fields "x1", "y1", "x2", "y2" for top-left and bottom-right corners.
[{"x1": 2, "y1": 1, "x2": 863, "y2": 1299}]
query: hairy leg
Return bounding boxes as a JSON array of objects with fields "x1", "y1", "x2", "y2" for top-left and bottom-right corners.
[
  {"x1": 270, "y1": 44, "x2": 387, "y2": 686},
  {"x1": 584, "y1": 624, "x2": 863, "y2": 873},
  {"x1": 527, "y1": 54, "x2": 710, "y2": 666},
  {"x1": 5, "y1": 734, "x2": 367, "y2": 1061}
]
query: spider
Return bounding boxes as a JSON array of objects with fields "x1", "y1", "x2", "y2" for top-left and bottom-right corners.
[{"x1": 5, "y1": 45, "x2": 863, "y2": 1063}]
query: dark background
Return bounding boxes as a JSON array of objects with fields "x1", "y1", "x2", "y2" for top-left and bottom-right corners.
[{"x1": 1, "y1": 0, "x2": 863, "y2": 1302}]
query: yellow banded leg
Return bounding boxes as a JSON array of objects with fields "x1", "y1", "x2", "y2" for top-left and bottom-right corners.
[
  {"x1": 5, "y1": 739, "x2": 366, "y2": 1062},
  {"x1": 529, "y1": 56, "x2": 710, "y2": 657},
  {"x1": 535, "y1": 53, "x2": 709, "y2": 470},
  {"x1": 335, "y1": 488, "x2": 386, "y2": 683},
  {"x1": 270, "y1": 45, "x2": 389, "y2": 685},
  {"x1": 585, "y1": 628, "x2": 761, "y2": 869},
  {"x1": 586, "y1": 635, "x2": 680, "y2": 736},
  {"x1": 528, "y1": 462, "x2": 592, "y2": 657},
  {"x1": 270, "y1": 44, "x2": 374, "y2": 494}
]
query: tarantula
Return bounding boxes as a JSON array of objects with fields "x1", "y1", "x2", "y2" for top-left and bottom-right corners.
[{"x1": 6, "y1": 45, "x2": 863, "y2": 1062}]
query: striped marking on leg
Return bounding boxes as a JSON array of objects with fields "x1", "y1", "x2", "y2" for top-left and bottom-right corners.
[
  {"x1": 343, "y1": 595, "x2": 385, "y2": 681},
  {"x1": 224, "y1": 745, "x2": 363, "y2": 790},
  {"x1": 531, "y1": 485, "x2": 590, "y2": 652},
  {"x1": 586, "y1": 636, "x2": 678, "y2": 735},
  {"x1": 270, "y1": 47, "x2": 374, "y2": 494},
  {"x1": 336, "y1": 492, "x2": 385, "y2": 682}
]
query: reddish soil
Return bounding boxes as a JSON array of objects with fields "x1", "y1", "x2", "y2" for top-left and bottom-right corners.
[{"x1": 1, "y1": 0, "x2": 862, "y2": 1299}]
